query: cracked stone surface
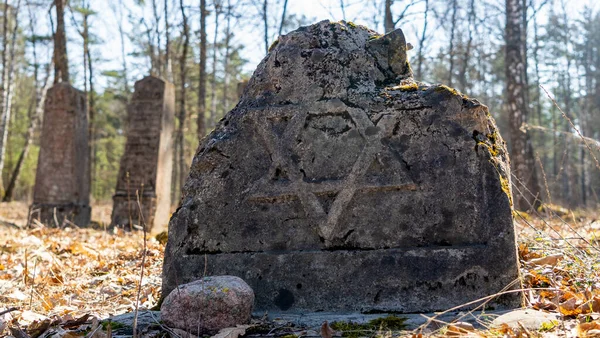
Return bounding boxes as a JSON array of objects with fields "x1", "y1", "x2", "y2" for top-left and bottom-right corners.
[{"x1": 162, "y1": 20, "x2": 521, "y2": 313}]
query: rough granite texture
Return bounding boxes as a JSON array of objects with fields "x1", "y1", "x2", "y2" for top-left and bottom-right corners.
[
  {"x1": 30, "y1": 83, "x2": 91, "y2": 227},
  {"x1": 162, "y1": 20, "x2": 521, "y2": 313},
  {"x1": 161, "y1": 276, "x2": 254, "y2": 334},
  {"x1": 111, "y1": 76, "x2": 174, "y2": 232}
]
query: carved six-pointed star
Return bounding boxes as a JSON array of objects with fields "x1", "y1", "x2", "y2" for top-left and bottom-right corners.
[{"x1": 246, "y1": 99, "x2": 418, "y2": 244}]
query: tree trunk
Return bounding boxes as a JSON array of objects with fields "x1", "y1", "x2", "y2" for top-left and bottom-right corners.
[
  {"x1": 384, "y1": 0, "x2": 394, "y2": 33},
  {"x1": 177, "y1": 0, "x2": 190, "y2": 193},
  {"x1": 151, "y1": 0, "x2": 162, "y2": 77},
  {"x1": 165, "y1": 0, "x2": 173, "y2": 81},
  {"x1": 278, "y1": 0, "x2": 288, "y2": 36},
  {"x1": 0, "y1": 0, "x2": 21, "y2": 194},
  {"x1": 505, "y1": 0, "x2": 541, "y2": 210},
  {"x1": 197, "y1": 0, "x2": 207, "y2": 140},
  {"x1": 0, "y1": 0, "x2": 9, "y2": 132},
  {"x1": 5, "y1": 67, "x2": 51, "y2": 202},
  {"x1": 209, "y1": 1, "x2": 220, "y2": 129},
  {"x1": 54, "y1": 0, "x2": 69, "y2": 83},
  {"x1": 116, "y1": 0, "x2": 129, "y2": 93},
  {"x1": 221, "y1": 0, "x2": 231, "y2": 116},
  {"x1": 458, "y1": 0, "x2": 475, "y2": 93},
  {"x1": 85, "y1": 12, "x2": 96, "y2": 200},
  {"x1": 447, "y1": 0, "x2": 457, "y2": 87},
  {"x1": 416, "y1": 0, "x2": 428, "y2": 80},
  {"x1": 262, "y1": 0, "x2": 268, "y2": 53}
]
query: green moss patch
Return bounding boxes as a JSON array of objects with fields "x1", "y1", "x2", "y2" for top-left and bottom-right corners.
[
  {"x1": 434, "y1": 84, "x2": 460, "y2": 96},
  {"x1": 330, "y1": 315, "x2": 408, "y2": 338}
]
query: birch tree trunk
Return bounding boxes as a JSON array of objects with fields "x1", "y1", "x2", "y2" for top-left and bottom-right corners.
[{"x1": 0, "y1": 0, "x2": 21, "y2": 194}]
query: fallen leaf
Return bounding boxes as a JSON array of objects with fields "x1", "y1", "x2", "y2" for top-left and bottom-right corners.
[
  {"x1": 529, "y1": 254, "x2": 564, "y2": 267},
  {"x1": 446, "y1": 322, "x2": 475, "y2": 336},
  {"x1": 19, "y1": 311, "x2": 47, "y2": 325},
  {"x1": 559, "y1": 297, "x2": 583, "y2": 316},
  {"x1": 579, "y1": 321, "x2": 600, "y2": 337},
  {"x1": 211, "y1": 325, "x2": 252, "y2": 338},
  {"x1": 27, "y1": 318, "x2": 51, "y2": 338},
  {"x1": 579, "y1": 298, "x2": 600, "y2": 314}
]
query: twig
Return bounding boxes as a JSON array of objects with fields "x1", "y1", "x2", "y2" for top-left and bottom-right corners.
[
  {"x1": 132, "y1": 190, "x2": 148, "y2": 338},
  {"x1": 523, "y1": 123, "x2": 600, "y2": 149},
  {"x1": 0, "y1": 307, "x2": 19, "y2": 316},
  {"x1": 540, "y1": 85, "x2": 600, "y2": 172},
  {"x1": 29, "y1": 257, "x2": 38, "y2": 309},
  {"x1": 413, "y1": 286, "x2": 561, "y2": 334}
]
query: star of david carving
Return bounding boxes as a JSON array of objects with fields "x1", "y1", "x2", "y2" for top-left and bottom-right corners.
[{"x1": 248, "y1": 103, "x2": 418, "y2": 243}]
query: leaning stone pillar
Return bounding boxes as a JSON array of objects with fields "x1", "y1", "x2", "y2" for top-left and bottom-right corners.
[
  {"x1": 29, "y1": 83, "x2": 91, "y2": 227},
  {"x1": 110, "y1": 76, "x2": 175, "y2": 232}
]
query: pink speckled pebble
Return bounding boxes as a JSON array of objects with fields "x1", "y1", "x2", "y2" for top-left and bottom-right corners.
[{"x1": 160, "y1": 276, "x2": 254, "y2": 334}]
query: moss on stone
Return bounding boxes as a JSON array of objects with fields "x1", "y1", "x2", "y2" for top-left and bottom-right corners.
[
  {"x1": 330, "y1": 316, "x2": 408, "y2": 338},
  {"x1": 434, "y1": 84, "x2": 460, "y2": 96},
  {"x1": 101, "y1": 321, "x2": 127, "y2": 330},
  {"x1": 397, "y1": 82, "x2": 418, "y2": 91},
  {"x1": 268, "y1": 39, "x2": 279, "y2": 52},
  {"x1": 347, "y1": 21, "x2": 357, "y2": 28}
]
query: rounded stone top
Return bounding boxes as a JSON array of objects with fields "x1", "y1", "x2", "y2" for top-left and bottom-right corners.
[{"x1": 240, "y1": 20, "x2": 414, "y2": 107}]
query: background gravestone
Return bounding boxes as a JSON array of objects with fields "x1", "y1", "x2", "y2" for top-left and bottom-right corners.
[
  {"x1": 111, "y1": 76, "x2": 174, "y2": 232},
  {"x1": 162, "y1": 21, "x2": 521, "y2": 313},
  {"x1": 30, "y1": 83, "x2": 91, "y2": 227}
]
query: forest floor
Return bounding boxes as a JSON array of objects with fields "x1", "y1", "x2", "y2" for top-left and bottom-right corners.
[{"x1": 0, "y1": 201, "x2": 599, "y2": 337}]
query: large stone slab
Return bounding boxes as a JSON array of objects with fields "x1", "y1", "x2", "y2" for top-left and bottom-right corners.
[
  {"x1": 30, "y1": 83, "x2": 90, "y2": 227},
  {"x1": 162, "y1": 21, "x2": 521, "y2": 313},
  {"x1": 111, "y1": 76, "x2": 174, "y2": 232}
]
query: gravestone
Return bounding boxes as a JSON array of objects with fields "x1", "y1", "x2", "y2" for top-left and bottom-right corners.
[
  {"x1": 111, "y1": 76, "x2": 174, "y2": 232},
  {"x1": 30, "y1": 83, "x2": 91, "y2": 227},
  {"x1": 162, "y1": 21, "x2": 521, "y2": 313}
]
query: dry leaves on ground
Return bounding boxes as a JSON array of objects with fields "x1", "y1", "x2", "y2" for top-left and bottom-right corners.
[{"x1": 0, "y1": 203, "x2": 164, "y2": 337}]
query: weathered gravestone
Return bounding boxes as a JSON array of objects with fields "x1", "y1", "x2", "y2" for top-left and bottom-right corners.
[
  {"x1": 111, "y1": 76, "x2": 174, "y2": 232},
  {"x1": 162, "y1": 21, "x2": 521, "y2": 313},
  {"x1": 30, "y1": 83, "x2": 91, "y2": 227}
]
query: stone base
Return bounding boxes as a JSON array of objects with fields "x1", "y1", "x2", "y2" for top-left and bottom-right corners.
[
  {"x1": 163, "y1": 245, "x2": 522, "y2": 313},
  {"x1": 28, "y1": 203, "x2": 91, "y2": 227}
]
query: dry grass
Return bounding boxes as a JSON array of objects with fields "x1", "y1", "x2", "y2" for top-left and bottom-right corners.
[{"x1": 0, "y1": 203, "x2": 163, "y2": 335}]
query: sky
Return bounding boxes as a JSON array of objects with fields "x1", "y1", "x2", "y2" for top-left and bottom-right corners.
[{"x1": 24, "y1": 0, "x2": 598, "y2": 91}]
